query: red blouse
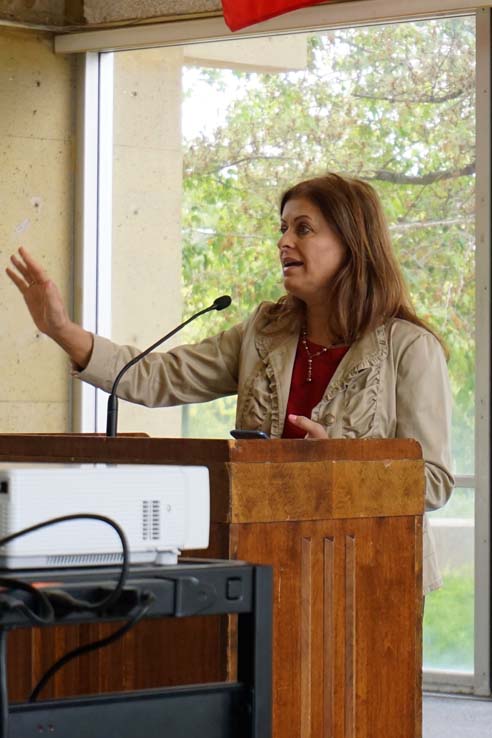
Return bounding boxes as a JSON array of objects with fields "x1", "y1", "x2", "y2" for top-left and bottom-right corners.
[{"x1": 282, "y1": 337, "x2": 350, "y2": 439}]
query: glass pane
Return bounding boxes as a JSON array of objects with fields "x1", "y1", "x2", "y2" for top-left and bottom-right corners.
[
  {"x1": 424, "y1": 488, "x2": 475, "y2": 672},
  {"x1": 179, "y1": 19, "x2": 476, "y2": 472}
]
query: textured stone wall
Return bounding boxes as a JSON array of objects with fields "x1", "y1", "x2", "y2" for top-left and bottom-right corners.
[
  {"x1": 0, "y1": 27, "x2": 75, "y2": 432},
  {"x1": 0, "y1": 1, "x2": 68, "y2": 26},
  {"x1": 0, "y1": 0, "x2": 222, "y2": 28},
  {"x1": 111, "y1": 47, "x2": 184, "y2": 436},
  {"x1": 83, "y1": 0, "x2": 222, "y2": 25}
]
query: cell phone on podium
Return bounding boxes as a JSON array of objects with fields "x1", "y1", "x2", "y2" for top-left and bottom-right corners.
[{"x1": 230, "y1": 429, "x2": 270, "y2": 440}]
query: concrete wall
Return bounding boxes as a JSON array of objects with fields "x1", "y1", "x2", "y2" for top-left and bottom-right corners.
[
  {"x1": 0, "y1": 27, "x2": 75, "y2": 432},
  {"x1": 84, "y1": 1, "x2": 221, "y2": 25},
  {"x1": 112, "y1": 46, "x2": 183, "y2": 435},
  {"x1": 0, "y1": 0, "x2": 223, "y2": 27},
  {"x1": 0, "y1": 1, "x2": 68, "y2": 27}
]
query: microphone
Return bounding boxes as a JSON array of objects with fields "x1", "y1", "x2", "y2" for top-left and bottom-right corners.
[{"x1": 106, "y1": 295, "x2": 232, "y2": 437}]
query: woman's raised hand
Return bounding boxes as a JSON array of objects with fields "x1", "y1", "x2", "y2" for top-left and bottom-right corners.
[
  {"x1": 6, "y1": 247, "x2": 94, "y2": 369},
  {"x1": 6, "y1": 247, "x2": 70, "y2": 338}
]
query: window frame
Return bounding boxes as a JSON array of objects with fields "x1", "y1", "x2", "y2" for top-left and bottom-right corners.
[
  {"x1": 72, "y1": 52, "x2": 114, "y2": 433},
  {"x1": 472, "y1": 6, "x2": 491, "y2": 698}
]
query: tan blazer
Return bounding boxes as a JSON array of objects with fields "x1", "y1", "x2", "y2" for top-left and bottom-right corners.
[{"x1": 79, "y1": 303, "x2": 454, "y2": 593}]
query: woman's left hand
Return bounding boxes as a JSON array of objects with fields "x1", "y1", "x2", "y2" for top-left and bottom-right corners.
[{"x1": 288, "y1": 414, "x2": 328, "y2": 439}]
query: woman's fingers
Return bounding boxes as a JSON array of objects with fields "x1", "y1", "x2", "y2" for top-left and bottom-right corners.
[
  {"x1": 8, "y1": 254, "x2": 32, "y2": 288},
  {"x1": 288, "y1": 414, "x2": 328, "y2": 439},
  {"x1": 7, "y1": 249, "x2": 61, "y2": 334},
  {"x1": 18, "y1": 246, "x2": 49, "y2": 283},
  {"x1": 7, "y1": 248, "x2": 49, "y2": 291},
  {"x1": 5, "y1": 265, "x2": 30, "y2": 293}
]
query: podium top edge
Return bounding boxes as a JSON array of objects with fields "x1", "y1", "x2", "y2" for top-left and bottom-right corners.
[{"x1": 0, "y1": 434, "x2": 422, "y2": 465}]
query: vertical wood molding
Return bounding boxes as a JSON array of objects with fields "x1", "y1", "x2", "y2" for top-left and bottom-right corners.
[
  {"x1": 301, "y1": 536, "x2": 312, "y2": 738},
  {"x1": 323, "y1": 537, "x2": 335, "y2": 738},
  {"x1": 345, "y1": 535, "x2": 356, "y2": 738}
]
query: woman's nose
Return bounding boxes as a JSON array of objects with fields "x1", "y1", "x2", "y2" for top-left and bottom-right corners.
[{"x1": 278, "y1": 231, "x2": 291, "y2": 249}]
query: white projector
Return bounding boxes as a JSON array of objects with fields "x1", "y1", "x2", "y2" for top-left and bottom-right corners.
[{"x1": 0, "y1": 464, "x2": 210, "y2": 569}]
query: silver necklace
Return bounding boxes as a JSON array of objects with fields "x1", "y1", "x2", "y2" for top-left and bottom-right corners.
[{"x1": 301, "y1": 328, "x2": 329, "y2": 383}]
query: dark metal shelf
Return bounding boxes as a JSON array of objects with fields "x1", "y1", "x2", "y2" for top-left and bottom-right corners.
[{"x1": 1, "y1": 559, "x2": 272, "y2": 738}]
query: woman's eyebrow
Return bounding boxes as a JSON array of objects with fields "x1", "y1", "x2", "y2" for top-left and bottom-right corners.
[{"x1": 280, "y1": 214, "x2": 313, "y2": 223}]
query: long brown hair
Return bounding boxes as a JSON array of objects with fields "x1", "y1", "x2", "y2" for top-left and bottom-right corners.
[{"x1": 264, "y1": 172, "x2": 446, "y2": 351}]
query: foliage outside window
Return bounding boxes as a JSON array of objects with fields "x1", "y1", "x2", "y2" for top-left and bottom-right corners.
[{"x1": 181, "y1": 19, "x2": 475, "y2": 477}]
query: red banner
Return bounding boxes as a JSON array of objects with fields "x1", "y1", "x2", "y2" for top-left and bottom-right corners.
[{"x1": 222, "y1": 0, "x2": 328, "y2": 32}]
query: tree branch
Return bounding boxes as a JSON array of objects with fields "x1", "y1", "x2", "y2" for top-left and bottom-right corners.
[
  {"x1": 366, "y1": 162, "x2": 475, "y2": 185},
  {"x1": 353, "y1": 88, "x2": 468, "y2": 104},
  {"x1": 389, "y1": 215, "x2": 473, "y2": 232}
]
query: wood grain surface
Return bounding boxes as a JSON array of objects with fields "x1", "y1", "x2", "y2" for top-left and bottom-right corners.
[
  {"x1": 1, "y1": 434, "x2": 423, "y2": 738},
  {"x1": 231, "y1": 516, "x2": 422, "y2": 738}
]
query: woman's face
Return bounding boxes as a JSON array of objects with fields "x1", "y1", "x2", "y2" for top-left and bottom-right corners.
[{"x1": 278, "y1": 197, "x2": 346, "y2": 305}]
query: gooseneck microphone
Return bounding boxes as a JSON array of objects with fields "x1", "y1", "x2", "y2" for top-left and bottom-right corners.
[{"x1": 106, "y1": 295, "x2": 232, "y2": 437}]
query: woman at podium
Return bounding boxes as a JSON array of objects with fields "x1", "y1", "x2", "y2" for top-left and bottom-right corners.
[{"x1": 7, "y1": 172, "x2": 454, "y2": 595}]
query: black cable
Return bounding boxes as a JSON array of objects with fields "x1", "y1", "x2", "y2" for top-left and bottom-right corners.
[
  {"x1": 0, "y1": 630, "x2": 7, "y2": 738},
  {"x1": 0, "y1": 577, "x2": 54, "y2": 625},
  {"x1": 0, "y1": 513, "x2": 129, "y2": 613},
  {"x1": 29, "y1": 593, "x2": 155, "y2": 702},
  {"x1": 0, "y1": 513, "x2": 150, "y2": 710}
]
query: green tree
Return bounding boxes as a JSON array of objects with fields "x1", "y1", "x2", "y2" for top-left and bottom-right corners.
[{"x1": 181, "y1": 17, "x2": 475, "y2": 474}]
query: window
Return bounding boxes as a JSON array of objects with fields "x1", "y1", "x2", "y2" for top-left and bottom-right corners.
[{"x1": 71, "y1": 6, "x2": 488, "y2": 695}]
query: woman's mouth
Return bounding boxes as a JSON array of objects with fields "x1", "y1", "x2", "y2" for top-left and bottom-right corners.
[{"x1": 282, "y1": 259, "x2": 304, "y2": 273}]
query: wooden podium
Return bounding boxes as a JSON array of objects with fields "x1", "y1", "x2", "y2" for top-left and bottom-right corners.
[{"x1": 1, "y1": 435, "x2": 424, "y2": 738}]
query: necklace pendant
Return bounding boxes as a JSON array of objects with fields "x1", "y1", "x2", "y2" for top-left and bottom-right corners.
[
  {"x1": 302, "y1": 328, "x2": 329, "y2": 383},
  {"x1": 307, "y1": 357, "x2": 313, "y2": 383}
]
